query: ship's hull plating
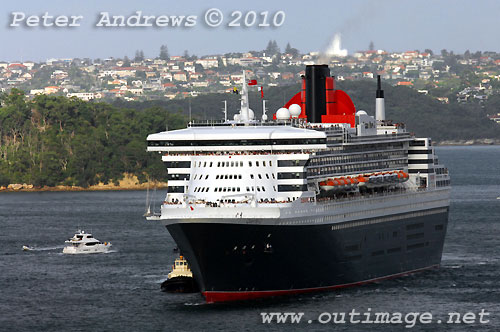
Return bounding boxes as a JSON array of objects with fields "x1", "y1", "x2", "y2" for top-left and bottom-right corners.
[{"x1": 166, "y1": 208, "x2": 448, "y2": 303}]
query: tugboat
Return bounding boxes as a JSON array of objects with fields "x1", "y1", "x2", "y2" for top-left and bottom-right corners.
[
  {"x1": 161, "y1": 256, "x2": 199, "y2": 293},
  {"x1": 62, "y1": 230, "x2": 112, "y2": 254}
]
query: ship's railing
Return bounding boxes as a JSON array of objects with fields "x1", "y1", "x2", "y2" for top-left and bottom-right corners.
[
  {"x1": 163, "y1": 198, "x2": 295, "y2": 207},
  {"x1": 160, "y1": 184, "x2": 444, "y2": 210},
  {"x1": 188, "y1": 120, "x2": 297, "y2": 127},
  {"x1": 161, "y1": 150, "x2": 314, "y2": 157},
  {"x1": 187, "y1": 120, "x2": 347, "y2": 134},
  {"x1": 345, "y1": 132, "x2": 412, "y2": 144}
]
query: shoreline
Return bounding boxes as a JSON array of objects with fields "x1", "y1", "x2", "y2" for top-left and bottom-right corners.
[
  {"x1": 0, "y1": 173, "x2": 168, "y2": 193},
  {"x1": 0, "y1": 185, "x2": 168, "y2": 193}
]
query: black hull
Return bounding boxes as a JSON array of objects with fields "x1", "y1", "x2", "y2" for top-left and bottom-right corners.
[
  {"x1": 161, "y1": 276, "x2": 199, "y2": 293},
  {"x1": 166, "y1": 208, "x2": 448, "y2": 302}
]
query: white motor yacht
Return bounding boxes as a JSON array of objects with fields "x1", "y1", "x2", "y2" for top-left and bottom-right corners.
[{"x1": 62, "y1": 230, "x2": 112, "y2": 254}]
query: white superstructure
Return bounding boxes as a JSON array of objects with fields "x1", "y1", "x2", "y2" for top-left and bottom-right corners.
[
  {"x1": 62, "y1": 230, "x2": 112, "y2": 254},
  {"x1": 145, "y1": 69, "x2": 450, "y2": 230}
]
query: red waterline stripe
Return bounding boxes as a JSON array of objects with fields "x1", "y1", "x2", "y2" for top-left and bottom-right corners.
[{"x1": 203, "y1": 264, "x2": 439, "y2": 303}]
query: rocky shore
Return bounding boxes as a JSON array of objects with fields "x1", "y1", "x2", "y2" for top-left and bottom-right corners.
[{"x1": 0, "y1": 174, "x2": 167, "y2": 193}]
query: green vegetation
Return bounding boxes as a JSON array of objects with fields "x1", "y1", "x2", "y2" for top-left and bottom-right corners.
[
  {"x1": 1, "y1": 81, "x2": 499, "y2": 188},
  {"x1": 0, "y1": 89, "x2": 187, "y2": 187}
]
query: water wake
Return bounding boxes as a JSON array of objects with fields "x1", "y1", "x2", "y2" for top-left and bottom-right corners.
[{"x1": 23, "y1": 245, "x2": 65, "y2": 251}]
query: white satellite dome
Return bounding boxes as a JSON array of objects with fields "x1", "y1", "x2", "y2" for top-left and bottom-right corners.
[
  {"x1": 248, "y1": 108, "x2": 255, "y2": 120},
  {"x1": 276, "y1": 108, "x2": 291, "y2": 120},
  {"x1": 234, "y1": 114, "x2": 241, "y2": 121},
  {"x1": 262, "y1": 114, "x2": 268, "y2": 121},
  {"x1": 356, "y1": 110, "x2": 368, "y2": 116},
  {"x1": 289, "y1": 104, "x2": 302, "y2": 118}
]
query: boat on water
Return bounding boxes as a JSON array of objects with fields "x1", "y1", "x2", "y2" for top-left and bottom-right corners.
[
  {"x1": 161, "y1": 256, "x2": 199, "y2": 293},
  {"x1": 22, "y1": 245, "x2": 34, "y2": 251},
  {"x1": 62, "y1": 230, "x2": 112, "y2": 254},
  {"x1": 145, "y1": 64, "x2": 450, "y2": 303}
]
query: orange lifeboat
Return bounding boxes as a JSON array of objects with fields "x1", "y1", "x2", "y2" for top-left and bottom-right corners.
[
  {"x1": 337, "y1": 178, "x2": 346, "y2": 190},
  {"x1": 357, "y1": 176, "x2": 368, "y2": 187},
  {"x1": 402, "y1": 172, "x2": 409, "y2": 182},
  {"x1": 319, "y1": 179, "x2": 334, "y2": 191}
]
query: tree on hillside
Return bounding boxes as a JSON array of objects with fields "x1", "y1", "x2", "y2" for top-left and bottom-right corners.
[
  {"x1": 285, "y1": 42, "x2": 299, "y2": 57},
  {"x1": 135, "y1": 50, "x2": 145, "y2": 62},
  {"x1": 123, "y1": 56, "x2": 131, "y2": 67},
  {"x1": 159, "y1": 45, "x2": 169, "y2": 60},
  {"x1": 265, "y1": 40, "x2": 280, "y2": 56}
]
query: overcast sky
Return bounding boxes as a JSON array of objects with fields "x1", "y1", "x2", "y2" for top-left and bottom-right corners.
[{"x1": 1, "y1": 0, "x2": 499, "y2": 61}]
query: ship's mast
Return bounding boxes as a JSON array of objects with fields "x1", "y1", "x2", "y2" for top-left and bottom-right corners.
[
  {"x1": 239, "y1": 70, "x2": 250, "y2": 123},
  {"x1": 222, "y1": 100, "x2": 228, "y2": 122}
]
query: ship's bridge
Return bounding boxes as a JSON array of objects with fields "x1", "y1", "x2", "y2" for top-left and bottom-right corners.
[
  {"x1": 148, "y1": 125, "x2": 327, "y2": 205},
  {"x1": 147, "y1": 125, "x2": 327, "y2": 153}
]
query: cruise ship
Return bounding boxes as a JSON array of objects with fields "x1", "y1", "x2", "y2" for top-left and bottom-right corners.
[{"x1": 146, "y1": 65, "x2": 450, "y2": 303}]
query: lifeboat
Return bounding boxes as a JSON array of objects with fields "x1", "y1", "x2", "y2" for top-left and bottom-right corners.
[
  {"x1": 396, "y1": 171, "x2": 404, "y2": 183},
  {"x1": 330, "y1": 179, "x2": 339, "y2": 190},
  {"x1": 345, "y1": 178, "x2": 355, "y2": 189},
  {"x1": 383, "y1": 172, "x2": 394, "y2": 183},
  {"x1": 357, "y1": 176, "x2": 368, "y2": 187},
  {"x1": 394, "y1": 171, "x2": 409, "y2": 183},
  {"x1": 368, "y1": 174, "x2": 380, "y2": 185},
  {"x1": 389, "y1": 172, "x2": 398, "y2": 182},
  {"x1": 337, "y1": 178, "x2": 347, "y2": 191},
  {"x1": 350, "y1": 177, "x2": 359, "y2": 186},
  {"x1": 319, "y1": 180, "x2": 335, "y2": 191},
  {"x1": 401, "y1": 171, "x2": 409, "y2": 182}
]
